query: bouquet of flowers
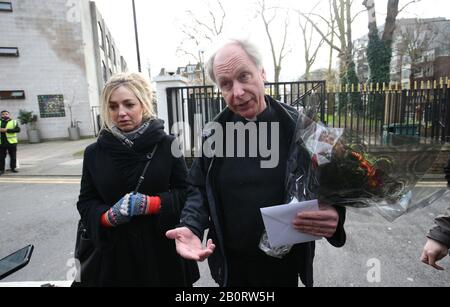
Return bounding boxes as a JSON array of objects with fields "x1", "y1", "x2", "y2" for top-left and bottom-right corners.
[{"x1": 260, "y1": 107, "x2": 447, "y2": 258}]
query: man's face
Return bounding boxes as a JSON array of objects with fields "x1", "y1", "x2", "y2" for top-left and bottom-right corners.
[
  {"x1": 1, "y1": 112, "x2": 10, "y2": 120},
  {"x1": 213, "y1": 44, "x2": 267, "y2": 120}
]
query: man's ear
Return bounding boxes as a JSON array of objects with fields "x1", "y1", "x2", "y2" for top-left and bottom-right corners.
[{"x1": 261, "y1": 68, "x2": 267, "y2": 82}]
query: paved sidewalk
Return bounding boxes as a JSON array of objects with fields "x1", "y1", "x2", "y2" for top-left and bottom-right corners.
[{"x1": 2, "y1": 138, "x2": 96, "y2": 177}]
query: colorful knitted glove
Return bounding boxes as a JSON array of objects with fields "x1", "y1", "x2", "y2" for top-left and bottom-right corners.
[{"x1": 101, "y1": 193, "x2": 161, "y2": 228}]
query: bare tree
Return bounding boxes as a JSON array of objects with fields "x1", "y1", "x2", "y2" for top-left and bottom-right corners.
[
  {"x1": 297, "y1": 0, "x2": 359, "y2": 81},
  {"x1": 298, "y1": 13, "x2": 325, "y2": 80},
  {"x1": 327, "y1": 0, "x2": 337, "y2": 84},
  {"x1": 397, "y1": 19, "x2": 438, "y2": 84},
  {"x1": 256, "y1": 0, "x2": 290, "y2": 85},
  {"x1": 362, "y1": 0, "x2": 422, "y2": 84},
  {"x1": 177, "y1": 0, "x2": 226, "y2": 63}
]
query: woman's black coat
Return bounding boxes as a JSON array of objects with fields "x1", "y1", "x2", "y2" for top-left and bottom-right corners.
[{"x1": 75, "y1": 121, "x2": 199, "y2": 287}]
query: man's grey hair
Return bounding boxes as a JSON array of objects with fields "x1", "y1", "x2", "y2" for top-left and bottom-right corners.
[{"x1": 206, "y1": 38, "x2": 263, "y2": 84}]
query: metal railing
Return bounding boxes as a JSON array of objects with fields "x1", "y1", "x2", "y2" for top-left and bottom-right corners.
[
  {"x1": 166, "y1": 81, "x2": 327, "y2": 156},
  {"x1": 166, "y1": 80, "x2": 450, "y2": 156},
  {"x1": 323, "y1": 83, "x2": 450, "y2": 145}
]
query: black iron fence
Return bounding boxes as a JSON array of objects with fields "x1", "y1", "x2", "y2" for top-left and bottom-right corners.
[
  {"x1": 165, "y1": 81, "x2": 326, "y2": 155},
  {"x1": 165, "y1": 81, "x2": 326, "y2": 131},
  {"x1": 166, "y1": 80, "x2": 450, "y2": 156},
  {"x1": 323, "y1": 83, "x2": 450, "y2": 146}
]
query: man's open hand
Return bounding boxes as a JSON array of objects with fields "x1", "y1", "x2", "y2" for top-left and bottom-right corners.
[{"x1": 166, "y1": 227, "x2": 215, "y2": 262}]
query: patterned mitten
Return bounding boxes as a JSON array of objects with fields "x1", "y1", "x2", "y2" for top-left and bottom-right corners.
[{"x1": 102, "y1": 193, "x2": 161, "y2": 227}]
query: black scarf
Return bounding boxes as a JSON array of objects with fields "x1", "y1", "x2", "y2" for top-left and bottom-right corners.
[{"x1": 97, "y1": 119, "x2": 167, "y2": 191}]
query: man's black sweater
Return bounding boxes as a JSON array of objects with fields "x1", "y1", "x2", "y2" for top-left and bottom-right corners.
[{"x1": 214, "y1": 102, "x2": 290, "y2": 254}]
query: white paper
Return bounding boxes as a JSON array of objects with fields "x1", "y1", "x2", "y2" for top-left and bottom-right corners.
[{"x1": 260, "y1": 199, "x2": 322, "y2": 248}]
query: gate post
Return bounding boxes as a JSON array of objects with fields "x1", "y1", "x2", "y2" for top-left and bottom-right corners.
[{"x1": 154, "y1": 75, "x2": 189, "y2": 133}]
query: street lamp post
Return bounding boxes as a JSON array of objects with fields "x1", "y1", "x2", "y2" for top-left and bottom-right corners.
[
  {"x1": 199, "y1": 50, "x2": 206, "y2": 86},
  {"x1": 132, "y1": 0, "x2": 142, "y2": 72}
]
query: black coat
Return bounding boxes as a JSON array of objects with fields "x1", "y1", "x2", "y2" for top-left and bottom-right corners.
[
  {"x1": 76, "y1": 121, "x2": 199, "y2": 287},
  {"x1": 181, "y1": 96, "x2": 346, "y2": 287}
]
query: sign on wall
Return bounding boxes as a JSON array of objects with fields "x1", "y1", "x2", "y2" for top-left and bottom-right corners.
[{"x1": 38, "y1": 95, "x2": 66, "y2": 118}]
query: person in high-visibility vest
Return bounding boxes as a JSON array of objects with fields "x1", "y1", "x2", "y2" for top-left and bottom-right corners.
[{"x1": 0, "y1": 110, "x2": 21, "y2": 175}]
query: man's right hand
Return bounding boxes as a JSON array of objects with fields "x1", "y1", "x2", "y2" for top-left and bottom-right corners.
[{"x1": 166, "y1": 227, "x2": 215, "y2": 262}]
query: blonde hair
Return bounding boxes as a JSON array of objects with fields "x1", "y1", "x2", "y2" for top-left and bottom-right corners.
[{"x1": 100, "y1": 72, "x2": 155, "y2": 130}]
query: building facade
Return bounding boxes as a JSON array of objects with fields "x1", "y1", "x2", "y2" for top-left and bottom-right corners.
[
  {"x1": 390, "y1": 18, "x2": 450, "y2": 85},
  {"x1": 0, "y1": 0, "x2": 127, "y2": 141},
  {"x1": 354, "y1": 18, "x2": 450, "y2": 86}
]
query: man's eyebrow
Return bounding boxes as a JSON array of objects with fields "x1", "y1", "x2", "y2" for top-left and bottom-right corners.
[{"x1": 217, "y1": 67, "x2": 251, "y2": 81}]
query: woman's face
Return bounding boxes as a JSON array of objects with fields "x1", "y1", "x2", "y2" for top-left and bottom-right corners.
[{"x1": 108, "y1": 85, "x2": 144, "y2": 132}]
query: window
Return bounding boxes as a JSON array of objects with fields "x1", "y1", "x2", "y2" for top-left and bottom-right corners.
[
  {"x1": 0, "y1": 2, "x2": 13, "y2": 12},
  {"x1": 0, "y1": 90, "x2": 25, "y2": 100},
  {"x1": 38, "y1": 95, "x2": 66, "y2": 118},
  {"x1": 102, "y1": 61, "x2": 107, "y2": 83},
  {"x1": 112, "y1": 46, "x2": 116, "y2": 65},
  {"x1": 0, "y1": 47, "x2": 19, "y2": 57},
  {"x1": 106, "y1": 36, "x2": 111, "y2": 57},
  {"x1": 97, "y1": 22, "x2": 104, "y2": 49}
]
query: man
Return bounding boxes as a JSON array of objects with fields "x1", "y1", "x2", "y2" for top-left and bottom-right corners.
[
  {"x1": 166, "y1": 39, "x2": 346, "y2": 287},
  {"x1": 420, "y1": 158, "x2": 450, "y2": 270},
  {"x1": 0, "y1": 110, "x2": 21, "y2": 175}
]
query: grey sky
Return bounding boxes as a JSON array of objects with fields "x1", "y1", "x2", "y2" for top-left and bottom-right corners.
[{"x1": 93, "y1": 0, "x2": 450, "y2": 81}]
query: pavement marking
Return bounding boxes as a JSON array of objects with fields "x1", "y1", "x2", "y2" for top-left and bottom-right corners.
[
  {"x1": 58, "y1": 159, "x2": 83, "y2": 166},
  {"x1": 0, "y1": 177, "x2": 80, "y2": 185},
  {"x1": 0, "y1": 178, "x2": 447, "y2": 187},
  {"x1": 0, "y1": 281, "x2": 72, "y2": 287},
  {"x1": 415, "y1": 182, "x2": 447, "y2": 188}
]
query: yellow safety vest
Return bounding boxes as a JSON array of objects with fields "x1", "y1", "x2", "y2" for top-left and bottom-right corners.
[{"x1": 0, "y1": 120, "x2": 18, "y2": 145}]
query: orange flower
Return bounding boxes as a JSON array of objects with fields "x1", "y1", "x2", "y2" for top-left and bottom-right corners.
[
  {"x1": 352, "y1": 151, "x2": 377, "y2": 180},
  {"x1": 368, "y1": 177, "x2": 379, "y2": 189}
]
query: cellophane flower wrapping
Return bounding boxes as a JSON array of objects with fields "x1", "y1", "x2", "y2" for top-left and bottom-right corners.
[{"x1": 260, "y1": 106, "x2": 447, "y2": 258}]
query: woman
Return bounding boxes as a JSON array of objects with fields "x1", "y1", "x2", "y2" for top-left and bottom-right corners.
[{"x1": 74, "y1": 73, "x2": 199, "y2": 286}]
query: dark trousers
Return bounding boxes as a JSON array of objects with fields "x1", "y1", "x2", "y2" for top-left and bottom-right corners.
[
  {"x1": 0, "y1": 145, "x2": 17, "y2": 171},
  {"x1": 226, "y1": 250, "x2": 299, "y2": 287}
]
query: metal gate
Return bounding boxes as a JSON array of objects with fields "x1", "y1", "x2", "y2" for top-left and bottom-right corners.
[{"x1": 166, "y1": 81, "x2": 327, "y2": 157}]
